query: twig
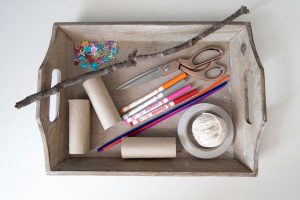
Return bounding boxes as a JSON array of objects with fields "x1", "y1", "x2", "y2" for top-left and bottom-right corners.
[{"x1": 15, "y1": 6, "x2": 249, "y2": 109}]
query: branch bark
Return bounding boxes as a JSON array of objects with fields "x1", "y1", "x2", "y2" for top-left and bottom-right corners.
[{"x1": 15, "y1": 6, "x2": 249, "y2": 109}]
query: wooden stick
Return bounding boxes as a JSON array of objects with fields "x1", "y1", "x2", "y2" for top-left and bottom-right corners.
[{"x1": 15, "y1": 6, "x2": 249, "y2": 109}]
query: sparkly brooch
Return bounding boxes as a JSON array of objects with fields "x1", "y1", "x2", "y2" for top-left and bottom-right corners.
[{"x1": 74, "y1": 40, "x2": 119, "y2": 70}]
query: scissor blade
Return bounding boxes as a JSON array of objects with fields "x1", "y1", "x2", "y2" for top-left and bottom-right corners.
[{"x1": 117, "y1": 67, "x2": 162, "y2": 90}]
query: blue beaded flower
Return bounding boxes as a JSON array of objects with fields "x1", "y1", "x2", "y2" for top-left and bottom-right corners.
[
  {"x1": 90, "y1": 62, "x2": 99, "y2": 70},
  {"x1": 81, "y1": 62, "x2": 88, "y2": 69}
]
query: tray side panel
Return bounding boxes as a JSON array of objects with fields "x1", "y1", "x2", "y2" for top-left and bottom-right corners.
[
  {"x1": 60, "y1": 23, "x2": 243, "y2": 42},
  {"x1": 36, "y1": 25, "x2": 74, "y2": 170},
  {"x1": 53, "y1": 157, "x2": 252, "y2": 176},
  {"x1": 229, "y1": 25, "x2": 267, "y2": 173}
]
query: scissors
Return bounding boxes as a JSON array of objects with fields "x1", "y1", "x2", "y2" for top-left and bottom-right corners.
[{"x1": 117, "y1": 47, "x2": 226, "y2": 90}]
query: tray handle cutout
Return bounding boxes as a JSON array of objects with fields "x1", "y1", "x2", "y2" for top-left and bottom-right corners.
[
  {"x1": 244, "y1": 70, "x2": 254, "y2": 124},
  {"x1": 49, "y1": 69, "x2": 61, "y2": 122}
]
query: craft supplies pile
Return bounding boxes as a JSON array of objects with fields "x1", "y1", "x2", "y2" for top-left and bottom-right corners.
[
  {"x1": 74, "y1": 40, "x2": 118, "y2": 70},
  {"x1": 69, "y1": 42, "x2": 234, "y2": 159}
]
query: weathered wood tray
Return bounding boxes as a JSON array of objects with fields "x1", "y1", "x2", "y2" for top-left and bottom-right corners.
[{"x1": 36, "y1": 22, "x2": 266, "y2": 176}]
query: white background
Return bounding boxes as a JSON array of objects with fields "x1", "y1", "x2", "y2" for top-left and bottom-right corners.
[{"x1": 1, "y1": 0, "x2": 300, "y2": 199}]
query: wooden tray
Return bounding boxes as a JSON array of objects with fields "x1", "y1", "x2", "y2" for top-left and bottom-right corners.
[{"x1": 36, "y1": 22, "x2": 267, "y2": 176}]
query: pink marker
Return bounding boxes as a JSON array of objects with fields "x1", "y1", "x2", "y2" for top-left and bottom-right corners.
[{"x1": 125, "y1": 85, "x2": 192, "y2": 123}]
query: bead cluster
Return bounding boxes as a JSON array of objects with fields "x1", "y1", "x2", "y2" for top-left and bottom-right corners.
[{"x1": 74, "y1": 40, "x2": 118, "y2": 70}]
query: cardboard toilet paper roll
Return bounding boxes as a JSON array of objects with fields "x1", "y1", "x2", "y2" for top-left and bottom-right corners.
[
  {"x1": 121, "y1": 137, "x2": 176, "y2": 159},
  {"x1": 69, "y1": 99, "x2": 90, "y2": 154},
  {"x1": 83, "y1": 77, "x2": 121, "y2": 130}
]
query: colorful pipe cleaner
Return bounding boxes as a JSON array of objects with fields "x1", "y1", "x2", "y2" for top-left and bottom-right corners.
[{"x1": 74, "y1": 40, "x2": 119, "y2": 71}]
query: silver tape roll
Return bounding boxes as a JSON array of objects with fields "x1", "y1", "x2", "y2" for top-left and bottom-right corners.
[{"x1": 177, "y1": 103, "x2": 234, "y2": 159}]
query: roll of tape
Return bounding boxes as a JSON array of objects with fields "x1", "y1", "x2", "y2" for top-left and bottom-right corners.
[{"x1": 177, "y1": 103, "x2": 234, "y2": 159}]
